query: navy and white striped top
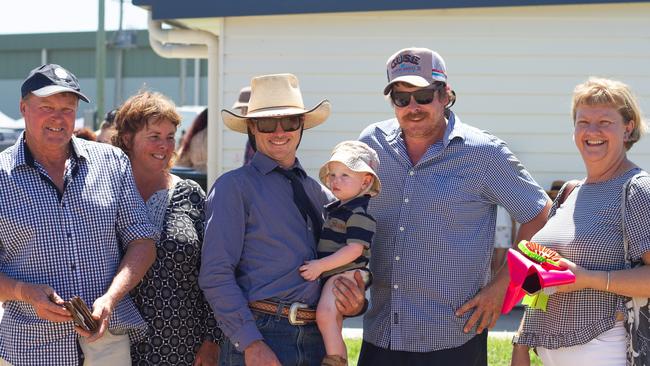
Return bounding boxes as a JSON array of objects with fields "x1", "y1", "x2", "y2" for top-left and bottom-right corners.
[
  {"x1": 359, "y1": 112, "x2": 547, "y2": 352},
  {"x1": 515, "y1": 167, "x2": 650, "y2": 349},
  {"x1": 0, "y1": 135, "x2": 158, "y2": 366},
  {"x1": 317, "y1": 195, "x2": 375, "y2": 279}
]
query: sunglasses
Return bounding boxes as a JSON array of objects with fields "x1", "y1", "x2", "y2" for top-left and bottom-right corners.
[
  {"x1": 251, "y1": 116, "x2": 303, "y2": 133},
  {"x1": 390, "y1": 86, "x2": 443, "y2": 108}
]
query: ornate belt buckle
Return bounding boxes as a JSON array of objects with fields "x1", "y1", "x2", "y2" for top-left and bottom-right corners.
[{"x1": 288, "y1": 302, "x2": 308, "y2": 325}]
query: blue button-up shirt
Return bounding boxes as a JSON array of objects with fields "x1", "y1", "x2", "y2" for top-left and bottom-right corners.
[
  {"x1": 359, "y1": 112, "x2": 547, "y2": 352},
  {"x1": 0, "y1": 135, "x2": 158, "y2": 366},
  {"x1": 199, "y1": 152, "x2": 334, "y2": 352}
]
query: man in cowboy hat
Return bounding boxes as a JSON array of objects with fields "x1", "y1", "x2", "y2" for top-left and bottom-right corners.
[
  {"x1": 356, "y1": 47, "x2": 552, "y2": 365},
  {"x1": 200, "y1": 73, "x2": 366, "y2": 366}
]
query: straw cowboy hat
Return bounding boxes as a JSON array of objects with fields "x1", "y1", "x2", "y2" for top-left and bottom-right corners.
[{"x1": 221, "y1": 73, "x2": 331, "y2": 133}]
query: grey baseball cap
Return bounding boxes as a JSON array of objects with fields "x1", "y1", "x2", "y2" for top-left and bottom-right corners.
[{"x1": 383, "y1": 47, "x2": 447, "y2": 95}]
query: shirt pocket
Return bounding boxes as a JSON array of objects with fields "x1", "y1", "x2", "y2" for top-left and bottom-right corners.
[{"x1": 427, "y1": 175, "x2": 483, "y2": 227}]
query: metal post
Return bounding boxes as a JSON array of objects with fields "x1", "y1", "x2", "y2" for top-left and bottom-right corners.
[
  {"x1": 180, "y1": 59, "x2": 186, "y2": 105},
  {"x1": 95, "y1": 0, "x2": 106, "y2": 129},
  {"x1": 194, "y1": 58, "x2": 200, "y2": 105}
]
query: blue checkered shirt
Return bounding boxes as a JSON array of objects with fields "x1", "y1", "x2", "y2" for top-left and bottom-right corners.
[
  {"x1": 0, "y1": 135, "x2": 158, "y2": 366},
  {"x1": 359, "y1": 112, "x2": 547, "y2": 352}
]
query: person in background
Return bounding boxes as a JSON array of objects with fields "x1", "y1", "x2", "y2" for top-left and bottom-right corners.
[
  {"x1": 547, "y1": 180, "x2": 565, "y2": 201},
  {"x1": 74, "y1": 127, "x2": 97, "y2": 141},
  {"x1": 512, "y1": 78, "x2": 650, "y2": 366},
  {"x1": 96, "y1": 108, "x2": 118, "y2": 144},
  {"x1": 176, "y1": 108, "x2": 208, "y2": 173},
  {"x1": 491, "y1": 206, "x2": 516, "y2": 276},
  {"x1": 201, "y1": 73, "x2": 366, "y2": 366},
  {"x1": 358, "y1": 47, "x2": 551, "y2": 366},
  {"x1": 0, "y1": 64, "x2": 157, "y2": 365},
  {"x1": 113, "y1": 90, "x2": 222, "y2": 365},
  {"x1": 231, "y1": 86, "x2": 255, "y2": 165}
]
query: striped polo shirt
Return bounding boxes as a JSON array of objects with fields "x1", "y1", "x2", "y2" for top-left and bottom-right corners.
[{"x1": 317, "y1": 195, "x2": 375, "y2": 279}]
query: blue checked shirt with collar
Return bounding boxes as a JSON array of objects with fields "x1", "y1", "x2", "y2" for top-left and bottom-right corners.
[
  {"x1": 359, "y1": 112, "x2": 548, "y2": 352},
  {"x1": 0, "y1": 135, "x2": 158, "y2": 366}
]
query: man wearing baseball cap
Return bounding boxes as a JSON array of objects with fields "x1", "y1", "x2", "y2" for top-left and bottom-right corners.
[
  {"x1": 200, "y1": 73, "x2": 366, "y2": 366},
  {"x1": 0, "y1": 64, "x2": 157, "y2": 365},
  {"x1": 357, "y1": 48, "x2": 552, "y2": 365}
]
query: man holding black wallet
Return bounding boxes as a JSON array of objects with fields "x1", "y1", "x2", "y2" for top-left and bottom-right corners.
[{"x1": 0, "y1": 64, "x2": 157, "y2": 366}]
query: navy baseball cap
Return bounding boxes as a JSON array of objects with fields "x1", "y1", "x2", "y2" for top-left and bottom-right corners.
[{"x1": 21, "y1": 64, "x2": 89, "y2": 103}]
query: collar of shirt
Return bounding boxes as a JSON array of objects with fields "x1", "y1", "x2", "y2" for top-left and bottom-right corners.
[
  {"x1": 250, "y1": 151, "x2": 308, "y2": 178},
  {"x1": 10, "y1": 132, "x2": 89, "y2": 171},
  {"x1": 325, "y1": 194, "x2": 370, "y2": 212}
]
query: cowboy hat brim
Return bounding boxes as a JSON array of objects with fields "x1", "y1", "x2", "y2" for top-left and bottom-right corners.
[{"x1": 221, "y1": 100, "x2": 331, "y2": 134}]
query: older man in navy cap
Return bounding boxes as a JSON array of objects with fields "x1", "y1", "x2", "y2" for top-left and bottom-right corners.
[{"x1": 0, "y1": 64, "x2": 157, "y2": 365}]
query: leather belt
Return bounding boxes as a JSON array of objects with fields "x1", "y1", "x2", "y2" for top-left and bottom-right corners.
[{"x1": 249, "y1": 300, "x2": 316, "y2": 325}]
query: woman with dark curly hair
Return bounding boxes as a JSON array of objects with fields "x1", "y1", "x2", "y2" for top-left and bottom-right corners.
[{"x1": 113, "y1": 90, "x2": 222, "y2": 365}]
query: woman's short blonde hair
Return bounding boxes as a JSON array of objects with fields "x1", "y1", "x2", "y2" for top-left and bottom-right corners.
[
  {"x1": 112, "y1": 90, "x2": 181, "y2": 154},
  {"x1": 571, "y1": 77, "x2": 646, "y2": 150}
]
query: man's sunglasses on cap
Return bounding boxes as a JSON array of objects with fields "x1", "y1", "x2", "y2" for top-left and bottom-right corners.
[
  {"x1": 390, "y1": 84, "x2": 445, "y2": 108},
  {"x1": 251, "y1": 116, "x2": 303, "y2": 133}
]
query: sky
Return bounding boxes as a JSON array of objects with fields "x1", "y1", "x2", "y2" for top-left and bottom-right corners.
[{"x1": 0, "y1": 0, "x2": 149, "y2": 35}]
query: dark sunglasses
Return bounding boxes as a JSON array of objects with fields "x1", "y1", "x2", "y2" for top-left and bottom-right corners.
[
  {"x1": 251, "y1": 116, "x2": 303, "y2": 133},
  {"x1": 391, "y1": 86, "x2": 443, "y2": 108}
]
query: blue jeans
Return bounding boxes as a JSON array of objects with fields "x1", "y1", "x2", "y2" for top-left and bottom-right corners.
[{"x1": 220, "y1": 310, "x2": 325, "y2": 366}]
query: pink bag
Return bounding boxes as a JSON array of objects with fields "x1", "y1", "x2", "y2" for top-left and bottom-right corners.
[{"x1": 501, "y1": 248, "x2": 576, "y2": 314}]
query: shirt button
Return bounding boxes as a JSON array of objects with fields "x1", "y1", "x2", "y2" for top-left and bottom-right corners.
[
  {"x1": 399, "y1": 227, "x2": 404, "y2": 231},
  {"x1": 409, "y1": 170, "x2": 415, "y2": 176},
  {"x1": 71, "y1": 264, "x2": 76, "y2": 271},
  {"x1": 395, "y1": 256, "x2": 400, "y2": 261},
  {"x1": 67, "y1": 233, "x2": 72, "y2": 238},
  {"x1": 234, "y1": 342, "x2": 239, "y2": 348},
  {"x1": 404, "y1": 198, "x2": 409, "y2": 203},
  {"x1": 308, "y1": 227, "x2": 312, "y2": 231},
  {"x1": 393, "y1": 284, "x2": 399, "y2": 289}
]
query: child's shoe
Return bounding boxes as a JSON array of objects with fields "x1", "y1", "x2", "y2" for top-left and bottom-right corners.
[{"x1": 321, "y1": 355, "x2": 347, "y2": 366}]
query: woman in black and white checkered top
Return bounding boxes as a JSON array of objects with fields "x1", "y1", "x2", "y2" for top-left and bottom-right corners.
[{"x1": 511, "y1": 78, "x2": 650, "y2": 366}]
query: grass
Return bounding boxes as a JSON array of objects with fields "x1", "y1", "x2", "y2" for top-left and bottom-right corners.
[{"x1": 343, "y1": 336, "x2": 542, "y2": 366}]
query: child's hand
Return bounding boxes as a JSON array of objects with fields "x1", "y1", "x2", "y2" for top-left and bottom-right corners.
[{"x1": 299, "y1": 260, "x2": 323, "y2": 281}]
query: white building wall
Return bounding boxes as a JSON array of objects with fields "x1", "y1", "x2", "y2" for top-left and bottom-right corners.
[{"x1": 218, "y1": 3, "x2": 650, "y2": 190}]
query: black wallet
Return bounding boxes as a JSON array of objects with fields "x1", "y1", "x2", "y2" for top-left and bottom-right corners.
[{"x1": 63, "y1": 296, "x2": 98, "y2": 332}]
